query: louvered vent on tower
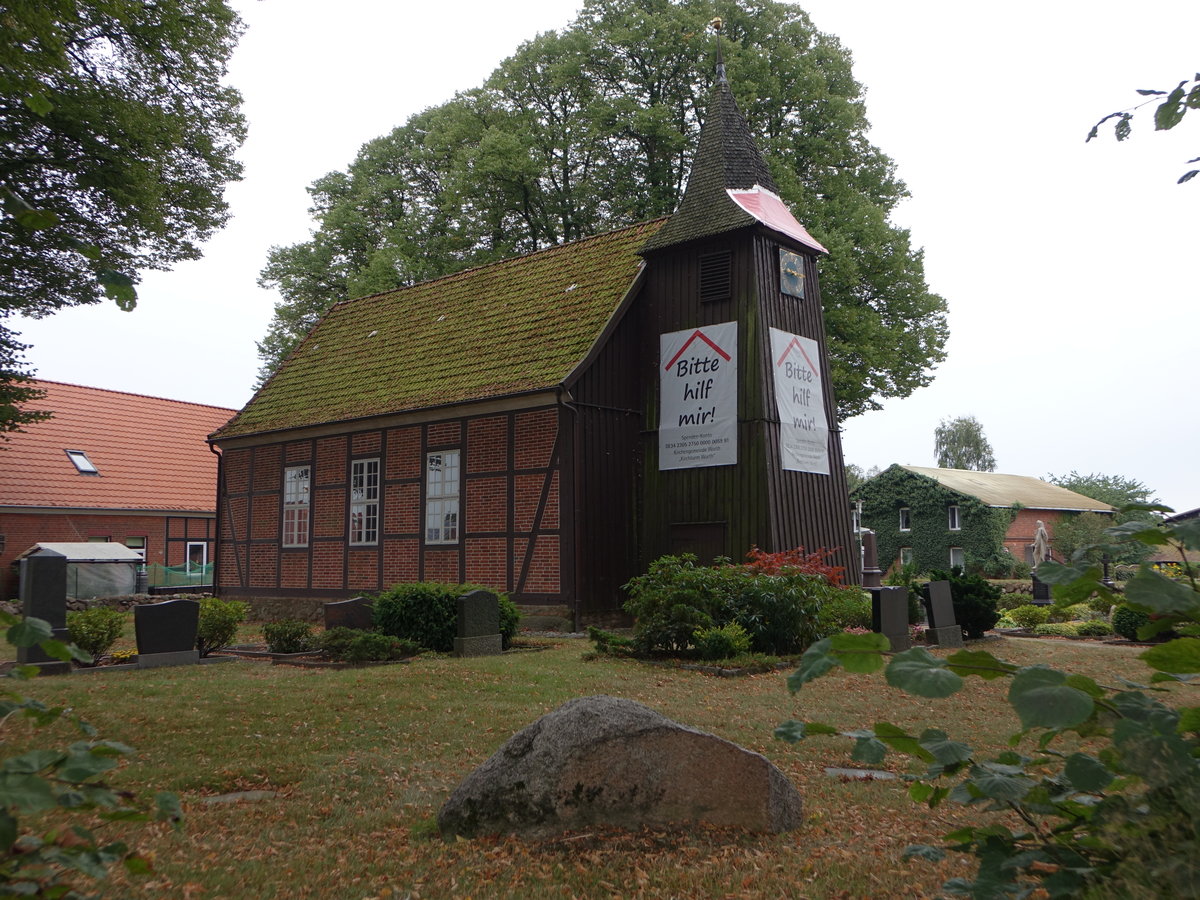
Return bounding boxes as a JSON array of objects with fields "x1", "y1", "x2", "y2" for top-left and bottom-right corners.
[{"x1": 698, "y1": 251, "x2": 731, "y2": 302}]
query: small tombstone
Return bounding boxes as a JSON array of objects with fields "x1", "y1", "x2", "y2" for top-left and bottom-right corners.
[
  {"x1": 923, "y1": 580, "x2": 964, "y2": 648},
  {"x1": 135, "y1": 599, "x2": 200, "y2": 668},
  {"x1": 860, "y1": 530, "x2": 883, "y2": 589},
  {"x1": 438, "y1": 695, "x2": 803, "y2": 839},
  {"x1": 17, "y1": 554, "x2": 71, "y2": 675},
  {"x1": 1031, "y1": 574, "x2": 1052, "y2": 605},
  {"x1": 454, "y1": 590, "x2": 502, "y2": 657},
  {"x1": 869, "y1": 586, "x2": 910, "y2": 651},
  {"x1": 324, "y1": 596, "x2": 374, "y2": 631}
]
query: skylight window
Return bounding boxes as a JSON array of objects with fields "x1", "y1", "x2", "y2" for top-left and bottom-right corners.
[{"x1": 65, "y1": 449, "x2": 99, "y2": 474}]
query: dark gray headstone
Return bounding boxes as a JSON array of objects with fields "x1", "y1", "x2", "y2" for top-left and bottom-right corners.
[
  {"x1": 324, "y1": 596, "x2": 374, "y2": 631},
  {"x1": 454, "y1": 590, "x2": 502, "y2": 657},
  {"x1": 17, "y1": 555, "x2": 71, "y2": 674},
  {"x1": 1031, "y1": 575, "x2": 1052, "y2": 604},
  {"x1": 135, "y1": 599, "x2": 200, "y2": 667},
  {"x1": 869, "y1": 586, "x2": 910, "y2": 651},
  {"x1": 860, "y1": 530, "x2": 882, "y2": 589},
  {"x1": 923, "y1": 580, "x2": 964, "y2": 648}
]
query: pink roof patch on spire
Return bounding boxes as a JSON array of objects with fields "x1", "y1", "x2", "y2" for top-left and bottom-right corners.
[{"x1": 726, "y1": 185, "x2": 827, "y2": 254}]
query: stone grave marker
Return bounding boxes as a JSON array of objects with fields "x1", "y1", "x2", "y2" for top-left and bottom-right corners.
[
  {"x1": 869, "y1": 585, "x2": 911, "y2": 651},
  {"x1": 17, "y1": 553, "x2": 71, "y2": 675},
  {"x1": 1031, "y1": 574, "x2": 1052, "y2": 604},
  {"x1": 135, "y1": 599, "x2": 200, "y2": 668},
  {"x1": 860, "y1": 530, "x2": 883, "y2": 588},
  {"x1": 439, "y1": 695, "x2": 803, "y2": 839},
  {"x1": 923, "y1": 580, "x2": 964, "y2": 648},
  {"x1": 454, "y1": 590, "x2": 502, "y2": 657},
  {"x1": 324, "y1": 596, "x2": 374, "y2": 631}
]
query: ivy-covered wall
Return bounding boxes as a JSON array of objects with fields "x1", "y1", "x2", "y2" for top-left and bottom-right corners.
[{"x1": 853, "y1": 465, "x2": 1015, "y2": 575}]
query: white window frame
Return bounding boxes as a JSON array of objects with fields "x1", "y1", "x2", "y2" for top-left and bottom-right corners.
[
  {"x1": 282, "y1": 465, "x2": 311, "y2": 547},
  {"x1": 899, "y1": 507, "x2": 912, "y2": 532},
  {"x1": 950, "y1": 547, "x2": 965, "y2": 569},
  {"x1": 65, "y1": 449, "x2": 99, "y2": 474},
  {"x1": 349, "y1": 458, "x2": 380, "y2": 546},
  {"x1": 948, "y1": 505, "x2": 961, "y2": 531},
  {"x1": 186, "y1": 542, "x2": 208, "y2": 573},
  {"x1": 899, "y1": 547, "x2": 913, "y2": 567},
  {"x1": 425, "y1": 450, "x2": 461, "y2": 545}
]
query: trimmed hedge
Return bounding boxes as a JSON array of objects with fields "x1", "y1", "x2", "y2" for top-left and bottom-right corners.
[{"x1": 372, "y1": 582, "x2": 519, "y2": 652}]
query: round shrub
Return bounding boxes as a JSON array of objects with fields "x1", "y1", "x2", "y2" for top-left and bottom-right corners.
[
  {"x1": 997, "y1": 592, "x2": 1034, "y2": 612},
  {"x1": 373, "y1": 582, "x2": 515, "y2": 652},
  {"x1": 1034, "y1": 622, "x2": 1079, "y2": 637},
  {"x1": 1049, "y1": 603, "x2": 1093, "y2": 624},
  {"x1": 1008, "y1": 604, "x2": 1051, "y2": 629},
  {"x1": 196, "y1": 598, "x2": 248, "y2": 657},
  {"x1": 1075, "y1": 620, "x2": 1114, "y2": 637},
  {"x1": 263, "y1": 619, "x2": 317, "y2": 654},
  {"x1": 923, "y1": 570, "x2": 1001, "y2": 639},
  {"x1": 66, "y1": 606, "x2": 125, "y2": 664},
  {"x1": 814, "y1": 590, "x2": 872, "y2": 637},
  {"x1": 692, "y1": 622, "x2": 751, "y2": 661},
  {"x1": 995, "y1": 617, "x2": 1017, "y2": 630},
  {"x1": 1112, "y1": 604, "x2": 1151, "y2": 641}
]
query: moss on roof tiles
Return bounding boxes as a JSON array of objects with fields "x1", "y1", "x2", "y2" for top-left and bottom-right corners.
[{"x1": 215, "y1": 220, "x2": 665, "y2": 440}]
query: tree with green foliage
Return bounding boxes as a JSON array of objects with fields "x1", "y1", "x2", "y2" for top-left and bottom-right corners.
[
  {"x1": 0, "y1": 0, "x2": 247, "y2": 432},
  {"x1": 933, "y1": 416, "x2": 995, "y2": 471},
  {"x1": 255, "y1": 0, "x2": 949, "y2": 418},
  {"x1": 1047, "y1": 470, "x2": 1158, "y2": 566},
  {"x1": 779, "y1": 510, "x2": 1200, "y2": 898},
  {"x1": 1088, "y1": 71, "x2": 1199, "y2": 183}
]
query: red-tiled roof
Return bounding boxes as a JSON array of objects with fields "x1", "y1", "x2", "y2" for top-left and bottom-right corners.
[{"x1": 0, "y1": 381, "x2": 235, "y2": 512}]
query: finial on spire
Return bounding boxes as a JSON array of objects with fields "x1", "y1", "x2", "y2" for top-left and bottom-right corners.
[{"x1": 710, "y1": 17, "x2": 726, "y2": 85}]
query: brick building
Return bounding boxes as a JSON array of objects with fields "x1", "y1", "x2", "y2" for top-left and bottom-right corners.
[
  {"x1": 854, "y1": 464, "x2": 1114, "y2": 574},
  {"x1": 210, "y1": 68, "x2": 857, "y2": 623},
  {"x1": 0, "y1": 381, "x2": 235, "y2": 599}
]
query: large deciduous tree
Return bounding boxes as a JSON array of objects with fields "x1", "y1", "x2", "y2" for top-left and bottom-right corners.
[
  {"x1": 934, "y1": 416, "x2": 996, "y2": 471},
  {"x1": 0, "y1": 0, "x2": 246, "y2": 432},
  {"x1": 256, "y1": 0, "x2": 948, "y2": 417}
]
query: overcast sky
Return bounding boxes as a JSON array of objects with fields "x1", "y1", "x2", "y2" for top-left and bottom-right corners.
[{"x1": 13, "y1": 0, "x2": 1199, "y2": 509}]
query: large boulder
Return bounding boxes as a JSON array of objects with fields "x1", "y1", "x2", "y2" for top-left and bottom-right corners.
[{"x1": 438, "y1": 695, "x2": 803, "y2": 839}]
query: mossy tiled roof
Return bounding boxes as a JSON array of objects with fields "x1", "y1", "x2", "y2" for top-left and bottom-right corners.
[{"x1": 214, "y1": 220, "x2": 665, "y2": 440}]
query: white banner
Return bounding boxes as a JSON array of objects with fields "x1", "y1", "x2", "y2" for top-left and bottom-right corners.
[
  {"x1": 770, "y1": 327, "x2": 830, "y2": 474},
  {"x1": 659, "y1": 322, "x2": 738, "y2": 470}
]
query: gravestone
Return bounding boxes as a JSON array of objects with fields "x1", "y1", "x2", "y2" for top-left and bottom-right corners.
[
  {"x1": 324, "y1": 596, "x2": 374, "y2": 631},
  {"x1": 135, "y1": 599, "x2": 200, "y2": 668},
  {"x1": 1031, "y1": 574, "x2": 1052, "y2": 605},
  {"x1": 17, "y1": 554, "x2": 71, "y2": 675},
  {"x1": 869, "y1": 586, "x2": 911, "y2": 651},
  {"x1": 860, "y1": 530, "x2": 883, "y2": 589},
  {"x1": 438, "y1": 696, "x2": 803, "y2": 839},
  {"x1": 454, "y1": 590, "x2": 502, "y2": 657},
  {"x1": 923, "y1": 580, "x2": 964, "y2": 648}
]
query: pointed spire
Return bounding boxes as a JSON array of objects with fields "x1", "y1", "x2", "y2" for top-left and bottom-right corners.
[{"x1": 641, "y1": 31, "x2": 784, "y2": 255}]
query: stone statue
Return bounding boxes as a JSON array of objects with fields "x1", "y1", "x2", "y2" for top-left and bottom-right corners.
[{"x1": 1033, "y1": 520, "x2": 1051, "y2": 568}]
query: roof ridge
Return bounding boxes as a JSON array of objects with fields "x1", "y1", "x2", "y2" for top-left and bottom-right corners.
[{"x1": 26, "y1": 380, "x2": 236, "y2": 413}]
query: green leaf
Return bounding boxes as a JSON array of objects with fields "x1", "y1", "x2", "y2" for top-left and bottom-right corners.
[
  {"x1": 829, "y1": 631, "x2": 887, "y2": 673},
  {"x1": 774, "y1": 720, "x2": 807, "y2": 743},
  {"x1": 873, "y1": 722, "x2": 933, "y2": 761},
  {"x1": 944, "y1": 649, "x2": 1017, "y2": 680},
  {"x1": 1105, "y1": 520, "x2": 1170, "y2": 545},
  {"x1": 1063, "y1": 673, "x2": 1105, "y2": 699},
  {"x1": 1140, "y1": 637, "x2": 1200, "y2": 676},
  {"x1": 13, "y1": 207, "x2": 60, "y2": 231},
  {"x1": 7, "y1": 617, "x2": 53, "y2": 648},
  {"x1": 885, "y1": 648, "x2": 963, "y2": 698},
  {"x1": 1008, "y1": 666, "x2": 1095, "y2": 730},
  {"x1": 124, "y1": 853, "x2": 154, "y2": 876},
  {"x1": 155, "y1": 791, "x2": 183, "y2": 824},
  {"x1": 98, "y1": 270, "x2": 137, "y2": 310},
  {"x1": 57, "y1": 749, "x2": 119, "y2": 782},
  {"x1": 902, "y1": 844, "x2": 946, "y2": 862},
  {"x1": 0, "y1": 812, "x2": 16, "y2": 851},
  {"x1": 39, "y1": 639, "x2": 88, "y2": 664},
  {"x1": 1124, "y1": 568, "x2": 1200, "y2": 619},
  {"x1": 919, "y1": 728, "x2": 974, "y2": 766},
  {"x1": 0, "y1": 773, "x2": 58, "y2": 811},
  {"x1": 1154, "y1": 83, "x2": 1188, "y2": 130},
  {"x1": 22, "y1": 92, "x2": 54, "y2": 116},
  {"x1": 965, "y1": 763, "x2": 1034, "y2": 802},
  {"x1": 787, "y1": 638, "x2": 838, "y2": 690},
  {"x1": 1064, "y1": 753, "x2": 1113, "y2": 792},
  {"x1": 3, "y1": 749, "x2": 66, "y2": 774},
  {"x1": 851, "y1": 735, "x2": 887, "y2": 765},
  {"x1": 1177, "y1": 707, "x2": 1200, "y2": 733}
]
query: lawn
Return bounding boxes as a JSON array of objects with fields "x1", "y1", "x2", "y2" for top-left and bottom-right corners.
[{"x1": 6, "y1": 636, "x2": 1180, "y2": 899}]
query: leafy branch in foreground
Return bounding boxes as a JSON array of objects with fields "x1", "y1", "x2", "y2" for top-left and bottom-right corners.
[
  {"x1": 778, "y1": 510, "x2": 1200, "y2": 899},
  {"x1": 1087, "y1": 72, "x2": 1200, "y2": 184},
  {"x1": 0, "y1": 611, "x2": 181, "y2": 897}
]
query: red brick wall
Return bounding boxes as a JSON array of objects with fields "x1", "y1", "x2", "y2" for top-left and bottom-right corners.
[
  {"x1": 0, "y1": 511, "x2": 215, "y2": 600},
  {"x1": 1005, "y1": 509, "x2": 1068, "y2": 561},
  {"x1": 215, "y1": 406, "x2": 565, "y2": 610}
]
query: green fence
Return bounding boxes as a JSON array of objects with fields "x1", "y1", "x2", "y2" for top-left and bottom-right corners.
[{"x1": 146, "y1": 562, "x2": 213, "y2": 588}]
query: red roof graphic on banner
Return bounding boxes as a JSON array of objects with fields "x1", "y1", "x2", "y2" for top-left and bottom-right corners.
[
  {"x1": 727, "y1": 186, "x2": 827, "y2": 254},
  {"x1": 664, "y1": 329, "x2": 733, "y2": 370},
  {"x1": 775, "y1": 335, "x2": 821, "y2": 374}
]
